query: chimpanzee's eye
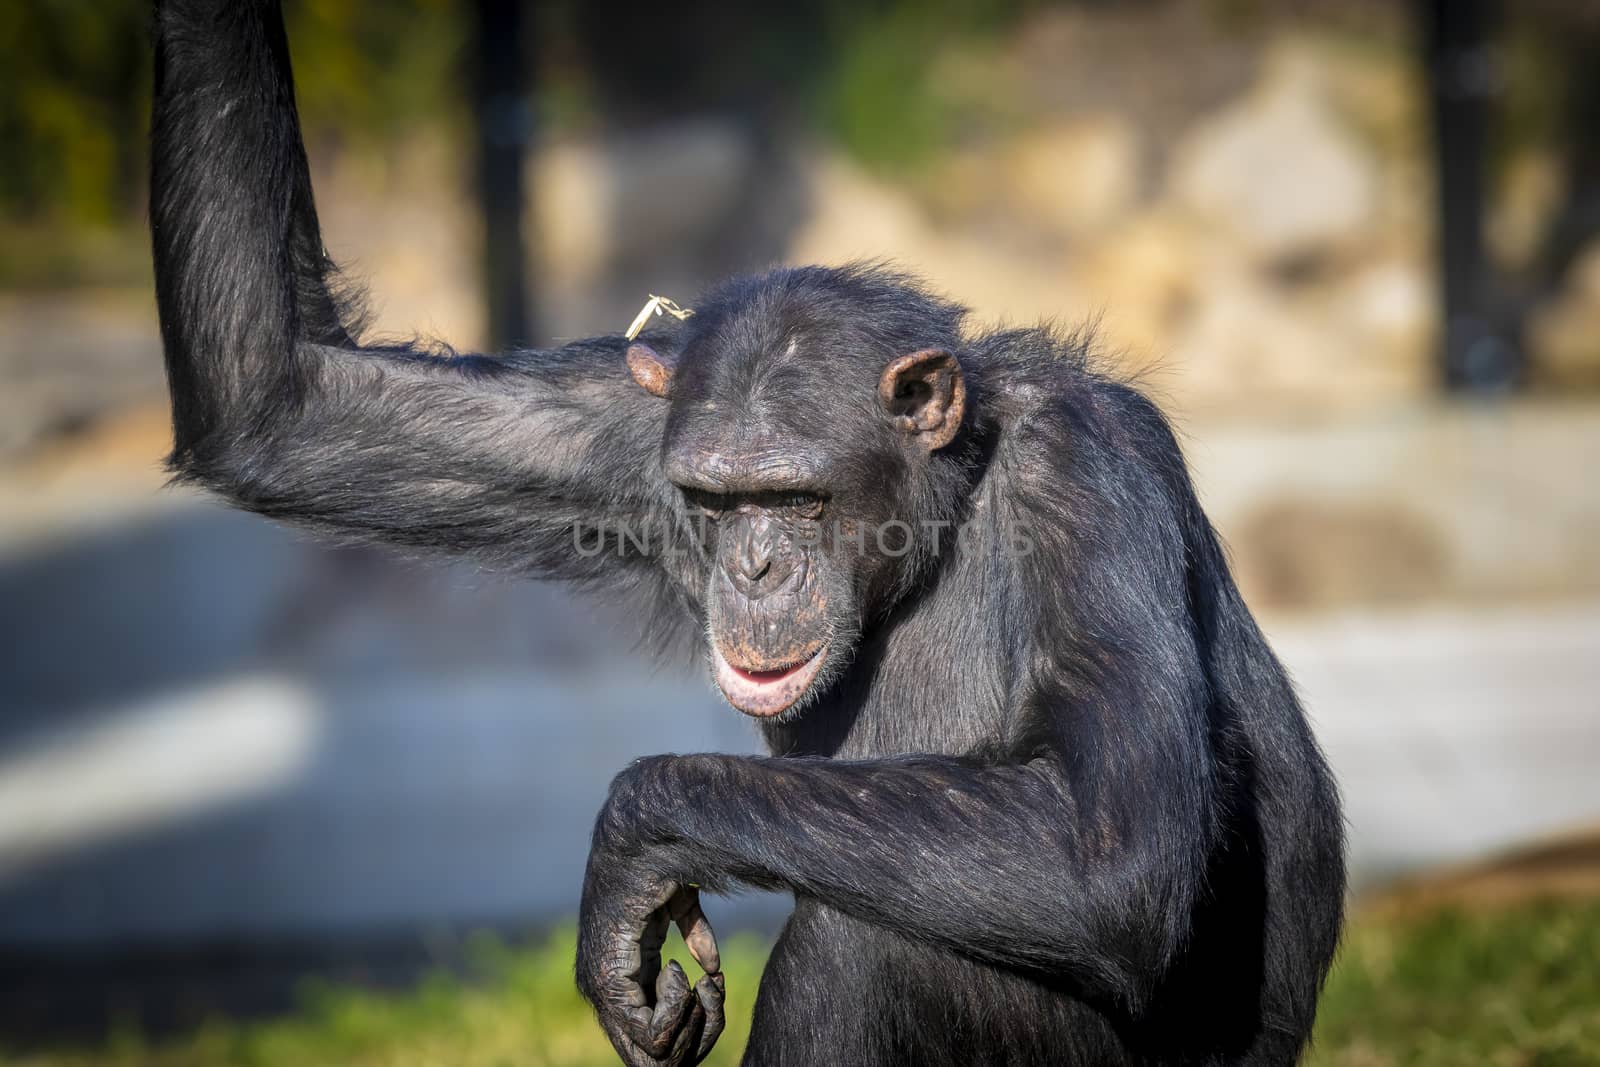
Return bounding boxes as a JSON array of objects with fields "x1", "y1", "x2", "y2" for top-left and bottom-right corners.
[
  {"x1": 776, "y1": 493, "x2": 825, "y2": 520},
  {"x1": 681, "y1": 487, "x2": 823, "y2": 520},
  {"x1": 682, "y1": 488, "x2": 730, "y2": 519}
]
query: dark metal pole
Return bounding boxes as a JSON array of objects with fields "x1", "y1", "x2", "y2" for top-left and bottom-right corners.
[
  {"x1": 1424, "y1": 0, "x2": 1519, "y2": 391},
  {"x1": 472, "y1": 0, "x2": 533, "y2": 350},
  {"x1": 1543, "y1": 19, "x2": 1600, "y2": 289}
]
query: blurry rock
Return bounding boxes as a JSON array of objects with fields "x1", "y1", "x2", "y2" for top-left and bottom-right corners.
[
  {"x1": 1162, "y1": 256, "x2": 1430, "y2": 415},
  {"x1": 922, "y1": 147, "x2": 1000, "y2": 222},
  {"x1": 787, "y1": 152, "x2": 1096, "y2": 329},
  {"x1": 1314, "y1": 33, "x2": 1425, "y2": 162},
  {"x1": 1195, "y1": 402, "x2": 1600, "y2": 606},
  {"x1": 532, "y1": 120, "x2": 755, "y2": 282},
  {"x1": 609, "y1": 122, "x2": 754, "y2": 263},
  {"x1": 1527, "y1": 242, "x2": 1600, "y2": 389},
  {"x1": 1169, "y1": 48, "x2": 1377, "y2": 264},
  {"x1": 1329, "y1": 258, "x2": 1435, "y2": 382},
  {"x1": 1488, "y1": 151, "x2": 1565, "y2": 273},
  {"x1": 1166, "y1": 265, "x2": 1340, "y2": 408},
  {"x1": 1004, "y1": 117, "x2": 1141, "y2": 237},
  {"x1": 531, "y1": 140, "x2": 612, "y2": 284},
  {"x1": 788, "y1": 152, "x2": 929, "y2": 260},
  {"x1": 1231, "y1": 496, "x2": 1450, "y2": 611},
  {"x1": 0, "y1": 291, "x2": 165, "y2": 458},
  {"x1": 317, "y1": 134, "x2": 484, "y2": 348},
  {"x1": 1075, "y1": 208, "x2": 1205, "y2": 355}
]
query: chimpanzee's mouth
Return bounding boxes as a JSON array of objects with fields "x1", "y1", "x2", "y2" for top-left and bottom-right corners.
[{"x1": 711, "y1": 643, "x2": 828, "y2": 718}]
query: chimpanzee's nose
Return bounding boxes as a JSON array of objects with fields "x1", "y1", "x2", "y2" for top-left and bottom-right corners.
[
  {"x1": 727, "y1": 514, "x2": 800, "y2": 599},
  {"x1": 738, "y1": 543, "x2": 771, "y2": 582},
  {"x1": 737, "y1": 515, "x2": 774, "y2": 582}
]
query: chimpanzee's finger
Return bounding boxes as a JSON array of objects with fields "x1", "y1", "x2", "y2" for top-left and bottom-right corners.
[
  {"x1": 693, "y1": 972, "x2": 726, "y2": 1062},
  {"x1": 665, "y1": 984, "x2": 707, "y2": 1067},
  {"x1": 630, "y1": 958, "x2": 695, "y2": 1058},
  {"x1": 669, "y1": 888, "x2": 721, "y2": 975},
  {"x1": 636, "y1": 901, "x2": 671, "y2": 993},
  {"x1": 616, "y1": 1031, "x2": 673, "y2": 1067},
  {"x1": 614, "y1": 1003, "x2": 657, "y2": 1063}
]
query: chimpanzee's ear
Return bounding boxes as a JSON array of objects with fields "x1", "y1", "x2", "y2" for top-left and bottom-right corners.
[
  {"x1": 626, "y1": 342, "x2": 675, "y2": 399},
  {"x1": 878, "y1": 348, "x2": 965, "y2": 450}
]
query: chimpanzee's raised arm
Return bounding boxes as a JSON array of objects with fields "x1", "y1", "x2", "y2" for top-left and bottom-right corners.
[{"x1": 150, "y1": 0, "x2": 675, "y2": 579}]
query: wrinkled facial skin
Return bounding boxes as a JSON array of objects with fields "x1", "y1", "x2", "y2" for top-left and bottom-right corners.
[
  {"x1": 685, "y1": 490, "x2": 843, "y2": 718},
  {"x1": 663, "y1": 429, "x2": 919, "y2": 719},
  {"x1": 663, "y1": 430, "x2": 917, "y2": 722}
]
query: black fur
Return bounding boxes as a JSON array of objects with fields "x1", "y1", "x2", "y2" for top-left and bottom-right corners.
[{"x1": 150, "y1": 3, "x2": 1345, "y2": 1064}]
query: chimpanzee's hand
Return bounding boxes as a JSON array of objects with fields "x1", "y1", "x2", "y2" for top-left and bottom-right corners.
[
  {"x1": 577, "y1": 786, "x2": 724, "y2": 1067},
  {"x1": 578, "y1": 877, "x2": 724, "y2": 1067}
]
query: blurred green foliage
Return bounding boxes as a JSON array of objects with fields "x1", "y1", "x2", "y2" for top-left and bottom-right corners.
[
  {"x1": 820, "y1": 2, "x2": 1016, "y2": 174},
  {"x1": 0, "y1": 0, "x2": 465, "y2": 233},
  {"x1": 283, "y1": 0, "x2": 467, "y2": 146},
  {"x1": 0, "y1": 0, "x2": 1039, "y2": 239},
  {"x1": 0, "y1": 1, "x2": 152, "y2": 226}
]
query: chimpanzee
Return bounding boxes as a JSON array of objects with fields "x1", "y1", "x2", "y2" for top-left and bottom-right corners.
[{"x1": 150, "y1": 2, "x2": 1345, "y2": 1064}]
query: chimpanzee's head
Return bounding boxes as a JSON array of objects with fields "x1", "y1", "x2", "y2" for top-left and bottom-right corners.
[{"x1": 626, "y1": 266, "x2": 971, "y2": 720}]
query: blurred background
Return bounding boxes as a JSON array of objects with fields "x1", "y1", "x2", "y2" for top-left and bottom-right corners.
[{"x1": 2, "y1": 1, "x2": 1598, "y2": 1064}]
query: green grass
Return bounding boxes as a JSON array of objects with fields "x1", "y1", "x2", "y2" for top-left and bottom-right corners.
[
  {"x1": 6, "y1": 898, "x2": 1598, "y2": 1067},
  {"x1": 0, "y1": 929, "x2": 763, "y2": 1067},
  {"x1": 1307, "y1": 897, "x2": 1600, "y2": 1067}
]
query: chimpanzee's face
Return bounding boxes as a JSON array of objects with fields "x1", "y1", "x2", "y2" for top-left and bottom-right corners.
[
  {"x1": 634, "y1": 320, "x2": 965, "y2": 721},
  {"x1": 661, "y1": 418, "x2": 928, "y2": 719},
  {"x1": 668, "y1": 474, "x2": 853, "y2": 719}
]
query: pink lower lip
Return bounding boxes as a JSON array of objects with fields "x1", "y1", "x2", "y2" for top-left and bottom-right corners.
[
  {"x1": 729, "y1": 662, "x2": 808, "y2": 685},
  {"x1": 712, "y1": 644, "x2": 827, "y2": 718}
]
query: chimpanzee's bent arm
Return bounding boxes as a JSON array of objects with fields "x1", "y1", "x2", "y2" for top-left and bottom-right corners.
[
  {"x1": 151, "y1": 0, "x2": 673, "y2": 576},
  {"x1": 586, "y1": 748, "x2": 1213, "y2": 1008}
]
